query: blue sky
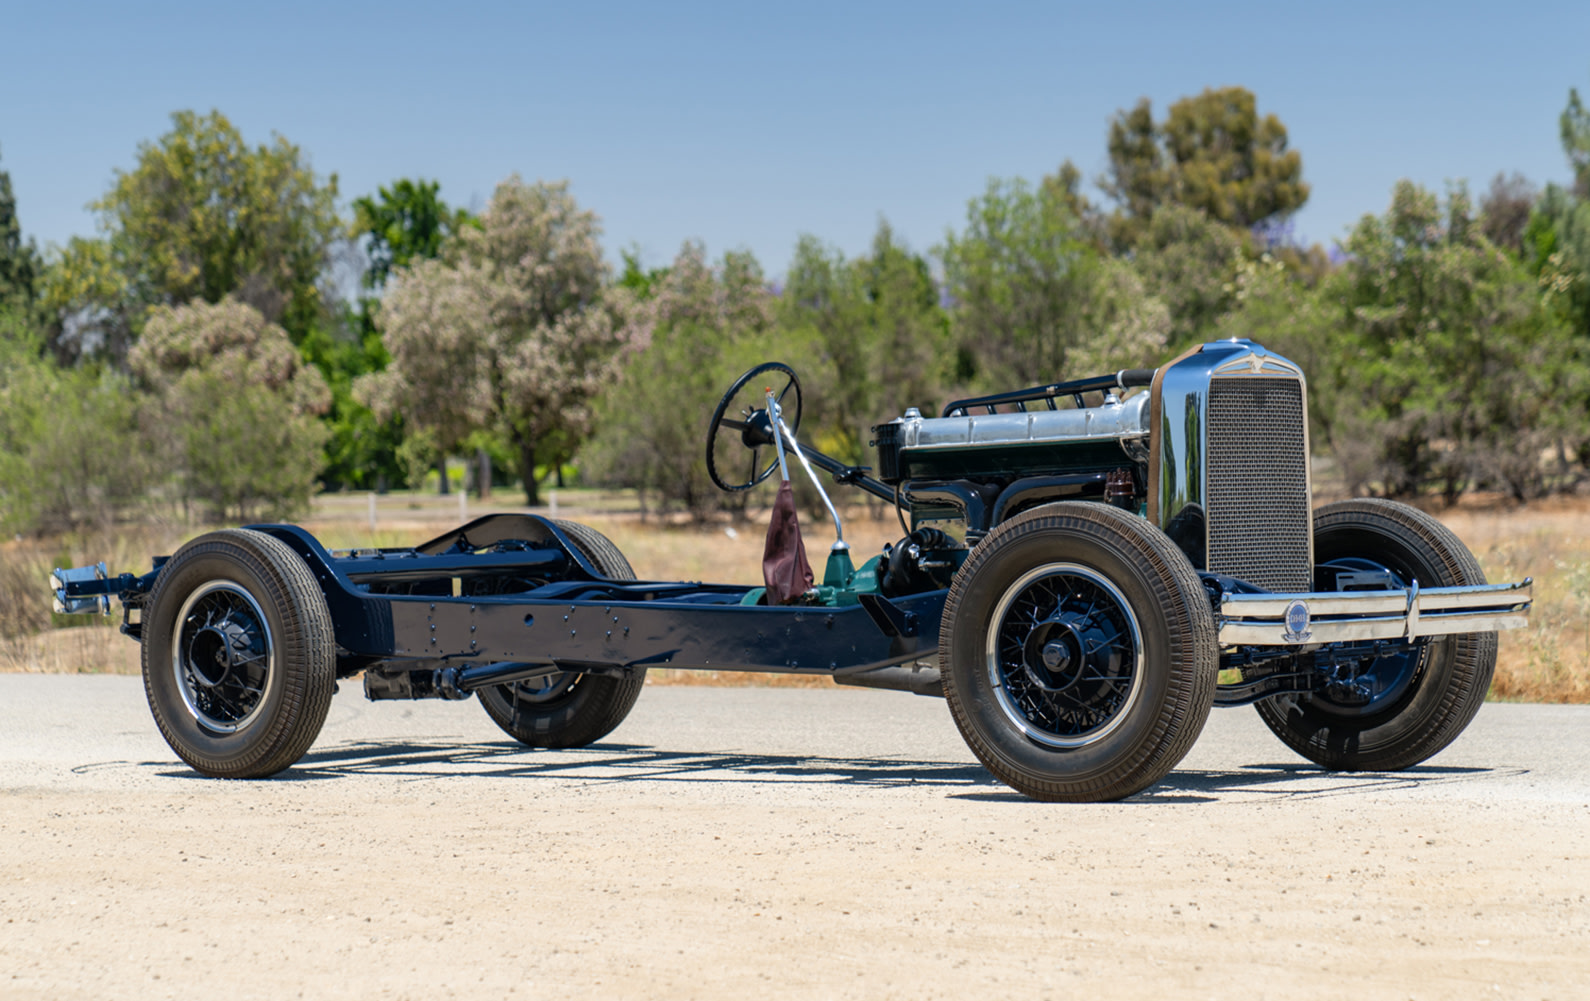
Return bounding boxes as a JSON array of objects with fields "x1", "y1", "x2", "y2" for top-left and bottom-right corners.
[{"x1": 3, "y1": 1, "x2": 1587, "y2": 278}]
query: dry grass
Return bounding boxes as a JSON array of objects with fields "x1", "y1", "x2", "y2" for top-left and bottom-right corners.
[
  {"x1": 1438, "y1": 496, "x2": 1590, "y2": 703},
  {"x1": 4, "y1": 488, "x2": 1587, "y2": 702},
  {"x1": 0, "y1": 521, "x2": 190, "y2": 674}
]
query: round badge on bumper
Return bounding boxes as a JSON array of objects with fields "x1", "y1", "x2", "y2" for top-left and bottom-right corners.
[{"x1": 1282, "y1": 599, "x2": 1312, "y2": 643}]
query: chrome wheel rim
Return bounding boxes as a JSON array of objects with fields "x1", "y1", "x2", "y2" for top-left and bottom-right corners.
[
  {"x1": 172, "y1": 581, "x2": 276, "y2": 733},
  {"x1": 985, "y1": 563, "x2": 1144, "y2": 748}
]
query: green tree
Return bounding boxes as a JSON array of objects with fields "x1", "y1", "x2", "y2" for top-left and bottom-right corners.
[
  {"x1": 295, "y1": 306, "x2": 405, "y2": 491},
  {"x1": 352, "y1": 178, "x2": 476, "y2": 292},
  {"x1": 0, "y1": 145, "x2": 41, "y2": 317},
  {"x1": 361, "y1": 177, "x2": 634, "y2": 504},
  {"x1": 617, "y1": 247, "x2": 671, "y2": 297},
  {"x1": 941, "y1": 177, "x2": 1096, "y2": 389},
  {"x1": 1325, "y1": 181, "x2": 1586, "y2": 500},
  {"x1": 1524, "y1": 81, "x2": 1590, "y2": 344},
  {"x1": 780, "y1": 221, "x2": 950, "y2": 456},
  {"x1": 0, "y1": 152, "x2": 153, "y2": 534},
  {"x1": 1129, "y1": 203, "x2": 1243, "y2": 348},
  {"x1": 1563, "y1": 82, "x2": 1590, "y2": 198},
  {"x1": 1102, "y1": 87, "x2": 1308, "y2": 249},
  {"x1": 1216, "y1": 253, "x2": 1343, "y2": 447},
  {"x1": 1525, "y1": 185, "x2": 1590, "y2": 342},
  {"x1": 1041, "y1": 160, "x2": 1107, "y2": 247},
  {"x1": 45, "y1": 110, "x2": 340, "y2": 362},
  {"x1": 780, "y1": 234, "x2": 868, "y2": 458},
  {"x1": 940, "y1": 177, "x2": 1169, "y2": 393},
  {"x1": 853, "y1": 221, "x2": 954, "y2": 421},
  {"x1": 0, "y1": 358, "x2": 155, "y2": 535},
  {"x1": 305, "y1": 179, "x2": 478, "y2": 491}
]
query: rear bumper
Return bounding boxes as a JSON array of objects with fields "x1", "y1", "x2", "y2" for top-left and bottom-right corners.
[{"x1": 1217, "y1": 579, "x2": 1532, "y2": 647}]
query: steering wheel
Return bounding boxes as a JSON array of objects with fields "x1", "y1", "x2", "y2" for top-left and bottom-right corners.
[{"x1": 706, "y1": 362, "x2": 803, "y2": 492}]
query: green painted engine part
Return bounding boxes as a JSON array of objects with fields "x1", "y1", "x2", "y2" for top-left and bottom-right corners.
[{"x1": 738, "y1": 552, "x2": 886, "y2": 608}]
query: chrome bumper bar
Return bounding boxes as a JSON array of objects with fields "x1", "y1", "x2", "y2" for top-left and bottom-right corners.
[{"x1": 1218, "y1": 579, "x2": 1533, "y2": 647}]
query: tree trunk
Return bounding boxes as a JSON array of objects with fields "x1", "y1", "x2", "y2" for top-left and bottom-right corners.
[
  {"x1": 477, "y1": 448, "x2": 491, "y2": 500},
  {"x1": 436, "y1": 457, "x2": 449, "y2": 496},
  {"x1": 519, "y1": 439, "x2": 540, "y2": 506}
]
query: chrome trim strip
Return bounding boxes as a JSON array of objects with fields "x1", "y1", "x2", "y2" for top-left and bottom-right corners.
[
  {"x1": 1219, "y1": 610, "x2": 1531, "y2": 646},
  {"x1": 1222, "y1": 580, "x2": 1532, "y2": 618},
  {"x1": 1217, "y1": 579, "x2": 1534, "y2": 646}
]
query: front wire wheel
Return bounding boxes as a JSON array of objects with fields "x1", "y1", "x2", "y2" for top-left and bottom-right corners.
[
  {"x1": 941, "y1": 502, "x2": 1217, "y2": 802},
  {"x1": 985, "y1": 564, "x2": 1145, "y2": 749}
]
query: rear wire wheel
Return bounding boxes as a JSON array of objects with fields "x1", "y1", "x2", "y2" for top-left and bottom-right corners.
[
  {"x1": 940, "y1": 503, "x2": 1217, "y2": 801},
  {"x1": 476, "y1": 520, "x2": 647, "y2": 748},
  {"x1": 140, "y1": 529, "x2": 336, "y2": 778},
  {"x1": 1256, "y1": 499, "x2": 1496, "y2": 771}
]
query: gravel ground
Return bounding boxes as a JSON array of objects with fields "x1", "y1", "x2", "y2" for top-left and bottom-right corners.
[{"x1": 2, "y1": 677, "x2": 1587, "y2": 1000}]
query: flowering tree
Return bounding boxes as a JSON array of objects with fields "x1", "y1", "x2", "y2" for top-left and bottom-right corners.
[
  {"x1": 584, "y1": 241, "x2": 782, "y2": 518},
  {"x1": 360, "y1": 177, "x2": 633, "y2": 504},
  {"x1": 131, "y1": 297, "x2": 329, "y2": 519}
]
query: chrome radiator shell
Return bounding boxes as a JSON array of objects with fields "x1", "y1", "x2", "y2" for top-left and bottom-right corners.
[{"x1": 1148, "y1": 340, "x2": 1314, "y2": 592}]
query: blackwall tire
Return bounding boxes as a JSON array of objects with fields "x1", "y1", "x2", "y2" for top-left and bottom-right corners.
[
  {"x1": 1256, "y1": 499, "x2": 1496, "y2": 771},
  {"x1": 940, "y1": 502, "x2": 1217, "y2": 802},
  {"x1": 140, "y1": 529, "x2": 335, "y2": 778},
  {"x1": 476, "y1": 520, "x2": 647, "y2": 748}
]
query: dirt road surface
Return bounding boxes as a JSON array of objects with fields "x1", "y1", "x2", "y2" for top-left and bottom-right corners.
[{"x1": 2, "y1": 677, "x2": 1586, "y2": 1000}]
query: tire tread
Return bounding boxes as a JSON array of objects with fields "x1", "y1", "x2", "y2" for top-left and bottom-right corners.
[
  {"x1": 941, "y1": 502, "x2": 1216, "y2": 801},
  {"x1": 477, "y1": 520, "x2": 646, "y2": 748},
  {"x1": 1256, "y1": 498, "x2": 1496, "y2": 771},
  {"x1": 141, "y1": 529, "x2": 335, "y2": 778}
]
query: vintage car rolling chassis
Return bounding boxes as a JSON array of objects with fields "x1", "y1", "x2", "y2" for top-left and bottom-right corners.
[{"x1": 53, "y1": 340, "x2": 1533, "y2": 802}]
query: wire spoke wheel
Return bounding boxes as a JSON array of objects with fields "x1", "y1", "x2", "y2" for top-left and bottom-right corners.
[
  {"x1": 173, "y1": 581, "x2": 277, "y2": 733},
  {"x1": 940, "y1": 503, "x2": 1215, "y2": 802},
  {"x1": 986, "y1": 564, "x2": 1144, "y2": 749},
  {"x1": 141, "y1": 529, "x2": 335, "y2": 779}
]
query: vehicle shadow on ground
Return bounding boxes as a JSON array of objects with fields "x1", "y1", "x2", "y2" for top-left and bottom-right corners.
[
  {"x1": 149, "y1": 740, "x2": 1524, "y2": 801},
  {"x1": 951, "y1": 762, "x2": 1524, "y2": 804},
  {"x1": 154, "y1": 737, "x2": 999, "y2": 790}
]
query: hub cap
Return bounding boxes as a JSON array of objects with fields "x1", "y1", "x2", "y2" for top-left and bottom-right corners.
[{"x1": 985, "y1": 563, "x2": 1144, "y2": 748}]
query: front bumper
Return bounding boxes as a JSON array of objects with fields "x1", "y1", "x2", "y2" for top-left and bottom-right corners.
[{"x1": 1218, "y1": 579, "x2": 1533, "y2": 647}]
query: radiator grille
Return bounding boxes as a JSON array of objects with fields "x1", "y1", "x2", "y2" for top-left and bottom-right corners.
[{"x1": 1204, "y1": 377, "x2": 1312, "y2": 593}]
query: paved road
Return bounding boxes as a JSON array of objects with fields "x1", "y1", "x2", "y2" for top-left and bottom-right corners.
[{"x1": 2, "y1": 677, "x2": 1587, "y2": 1000}]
